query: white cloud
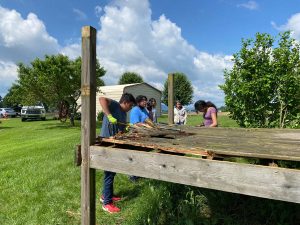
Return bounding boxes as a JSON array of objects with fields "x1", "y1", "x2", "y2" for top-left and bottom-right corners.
[
  {"x1": 0, "y1": 6, "x2": 59, "y2": 63},
  {"x1": 95, "y1": 5, "x2": 103, "y2": 18},
  {"x1": 0, "y1": 1, "x2": 233, "y2": 106},
  {"x1": 271, "y1": 13, "x2": 300, "y2": 40},
  {"x1": 60, "y1": 43, "x2": 81, "y2": 59},
  {"x1": 0, "y1": 6, "x2": 61, "y2": 98},
  {"x1": 73, "y1": 8, "x2": 87, "y2": 21},
  {"x1": 97, "y1": 0, "x2": 232, "y2": 106},
  {"x1": 237, "y1": 1, "x2": 258, "y2": 10},
  {"x1": 0, "y1": 60, "x2": 18, "y2": 97}
]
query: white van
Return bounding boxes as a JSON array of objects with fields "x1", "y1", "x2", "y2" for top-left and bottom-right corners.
[{"x1": 21, "y1": 106, "x2": 46, "y2": 121}]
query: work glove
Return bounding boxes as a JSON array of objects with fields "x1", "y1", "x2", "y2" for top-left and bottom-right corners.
[
  {"x1": 125, "y1": 123, "x2": 133, "y2": 132},
  {"x1": 107, "y1": 114, "x2": 117, "y2": 124},
  {"x1": 145, "y1": 118, "x2": 155, "y2": 127}
]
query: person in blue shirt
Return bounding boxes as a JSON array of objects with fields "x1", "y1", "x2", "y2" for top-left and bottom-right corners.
[
  {"x1": 99, "y1": 93, "x2": 136, "y2": 213},
  {"x1": 128, "y1": 95, "x2": 155, "y2": 182},
  {"x1": 130, "y1": 95, "x2": 155, "y2": 127}
]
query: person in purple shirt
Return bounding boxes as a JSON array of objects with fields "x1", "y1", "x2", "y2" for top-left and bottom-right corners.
[{"x1": 194, "y1": 100, "x2": 218, "y2": 127}]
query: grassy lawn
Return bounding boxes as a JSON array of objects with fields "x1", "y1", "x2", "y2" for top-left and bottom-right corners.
[{"x1": 0, "y1": 116, "x2": 299, "y2": 225}]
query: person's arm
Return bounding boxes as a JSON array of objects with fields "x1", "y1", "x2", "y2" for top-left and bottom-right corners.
[
  {"x1": 183, "y1": 108, "x2": 187, "y2": 124},
  {"x1": 99, "y1": 97, "x2": 117, "y2": 124},
  {"x1": 209, "y1": 108, "x2": 218, "y2": 127}
]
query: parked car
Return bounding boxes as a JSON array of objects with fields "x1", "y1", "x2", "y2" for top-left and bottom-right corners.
[
  {"x1": 21, "y1": 106, "x2": 46, "y2": 121},
  {"x1": 0, "y1": 108, "x2": 17, "y2": 118}
]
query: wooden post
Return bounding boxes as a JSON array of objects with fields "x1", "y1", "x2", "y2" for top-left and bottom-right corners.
[
  {"x1": 168, "y1": 73, "x2": 174, "y2": 125},
  {"x1": 81, "y1": 26, "x2": 97, "y2": 225}
]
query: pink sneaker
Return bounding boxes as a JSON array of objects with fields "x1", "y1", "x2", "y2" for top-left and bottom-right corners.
[
  {"x1": 102, "y1": 203, "x2": 120, "y2": 213},
  {"x1": 100, "y1": 195, "x2": 122, "y2": 203}
]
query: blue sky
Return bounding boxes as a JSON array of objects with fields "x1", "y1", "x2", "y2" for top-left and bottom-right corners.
[{"x1": 0, "y1": 0, "x2": 299, "y2": 106}]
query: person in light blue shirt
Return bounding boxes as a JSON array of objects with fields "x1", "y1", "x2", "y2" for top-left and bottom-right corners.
[
  {"x1": 130, "y1": 95, "x2": 149, "y2": 124},
  {"x1": 128, "y1": 95, "x2": 151, "y2": 182}
]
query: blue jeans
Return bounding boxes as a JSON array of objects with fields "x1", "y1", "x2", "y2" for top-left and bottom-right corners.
[{"x1": 102, "y1": 171, "x2": 116, "y2": 205}]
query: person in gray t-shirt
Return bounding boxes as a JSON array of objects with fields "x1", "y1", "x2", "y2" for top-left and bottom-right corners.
[{"x1": 99, "y1": 93, "x2": 135, "y2": 213}]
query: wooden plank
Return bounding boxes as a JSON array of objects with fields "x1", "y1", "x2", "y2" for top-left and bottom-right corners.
[
  {"x1": 90, "y1": 146, "x2": 300, "y2": 204},
  {"x1": 103, "y1": 126, "x2": 300, "y2": 161},
  {"x1": 168, "y1": 73, "x2": 174, "y2": 125},
  {"x1": 98, "y1": 138, "x2": 209, "y2": 157},
  {"x1": 81, "y1": 26, "x2": 97, "y2": 225}
]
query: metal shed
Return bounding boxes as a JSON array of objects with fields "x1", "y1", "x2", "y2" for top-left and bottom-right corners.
[{"x1": 78, "y1": 83, "x2": 162, "y2": 120}]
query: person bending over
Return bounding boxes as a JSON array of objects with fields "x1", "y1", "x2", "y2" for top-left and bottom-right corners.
[
  {"x1": 194, "y1": 100, "x2": 218, "y2": 127},
  {"x1": 99, "y1": 93, "x2": 136, "y2": 213}
]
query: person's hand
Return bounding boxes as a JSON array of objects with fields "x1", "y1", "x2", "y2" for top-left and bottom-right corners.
[
  {"x1": 107, "y1": 114, "x2": 117, "y2": 124},
  {"x1": 145, "y1": 118, "x2": 155, "y2": 127},
  {"x1": 125, "y1": 123, "x2": 133, "y2": 132}
]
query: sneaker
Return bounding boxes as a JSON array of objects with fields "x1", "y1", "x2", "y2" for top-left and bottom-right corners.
[
  {"x1": 102, "y1": 203, "x2": 120, "y2": 213},
  {"x1": 100, "y1": 195, "x2": 122, "y2": 203}
]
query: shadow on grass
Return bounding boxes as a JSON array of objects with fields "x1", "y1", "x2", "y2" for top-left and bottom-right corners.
[
  {"x1": 38, "y1": 122, "x2": 81, "y2": 130},
  {"x1": 117, "y1": 181, "x2": 144, "y2": 201},
  {"x1": 0, "y1": 126, "x2": 14, "y2": 129}
]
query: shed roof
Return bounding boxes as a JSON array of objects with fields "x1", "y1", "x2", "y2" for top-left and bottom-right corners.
[{"x1": 98, "y1": 83, "x2": 162, "y2": 94}]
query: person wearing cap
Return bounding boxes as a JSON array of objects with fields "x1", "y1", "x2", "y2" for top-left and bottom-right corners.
[{"x1": 99, "y1": 93, "x2": 136, "y2": 213}]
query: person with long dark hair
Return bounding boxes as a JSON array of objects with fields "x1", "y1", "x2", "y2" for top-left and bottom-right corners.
[
  {"x1": 146, "y1": 98, "x2": 157, "y2": 123},
  {"x1": 194, "y1": 100, "x2": 218, "y2": 127}
]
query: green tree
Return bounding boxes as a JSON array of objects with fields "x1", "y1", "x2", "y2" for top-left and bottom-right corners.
[
  {"x1": 118, "y1": 72, "x2": 143, "y2": 84},
  {"x1": 162, "y1": 72, "x2": 193, "y2": 106},
  {"x1": 10, "y1": 54, "x2": 106, "y2": 125},
  {"x1": 220, "y1": 32, "x2": 300, "y2": 128}
]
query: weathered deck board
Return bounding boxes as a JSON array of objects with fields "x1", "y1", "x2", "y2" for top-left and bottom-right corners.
[
  {"x1": 90, "y1": 146, "x2": 300, "y2": 203},
  {"x1": 100, "y1": 127, "x2": 300, "y2": 161}
]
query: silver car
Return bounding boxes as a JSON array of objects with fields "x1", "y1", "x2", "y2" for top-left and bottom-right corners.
[{"x1": 0, "y1": 108, "x2": 17, "y2": 118}]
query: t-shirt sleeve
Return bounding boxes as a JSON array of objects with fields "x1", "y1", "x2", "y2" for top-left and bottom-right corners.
[
  {"x1": 141, "y1": 109, "x2": 149, "y2": 122},
  {"x1": 130, "y1": 107, "x2": 140, "y2": 124},
  {"x1": 208, "y1": 107, "x2": 217, "y2": 116}
]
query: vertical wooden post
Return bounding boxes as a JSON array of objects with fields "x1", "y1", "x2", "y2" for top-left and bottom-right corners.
[
  {"x1": 81, "y1": 26, "x2": 97, "y2": 225},
  {"x1": 168, "y1": 73, "x2": 174, "y2": 125}
]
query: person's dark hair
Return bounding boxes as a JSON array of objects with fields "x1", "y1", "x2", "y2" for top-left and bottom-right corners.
[
  {"x1": 149, "y1": 98, "x2": 156, "y2": 104},
  {"x1": 135, "y1": 95, "x2": 147, "y2": 103},
  {"x1": 175, "y1": 100, "x2": 181, "y2": 105},
  {"x1": 147, "y1": 100, "x2": 153, "y2": 111},
  {"x1": 194, "y1": 100, "x2": 217, "y2": 118},
  {"x1": 119, "y1": 93, "x2": 136, "y2": 104}
]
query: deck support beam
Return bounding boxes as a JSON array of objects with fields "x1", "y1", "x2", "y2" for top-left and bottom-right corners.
[
  {"x1": 90, "y1": 146, "x2": 300, "y2": 204},
  {"x1": 81, "y1": 26, "x2": 97, "y2": 225}
]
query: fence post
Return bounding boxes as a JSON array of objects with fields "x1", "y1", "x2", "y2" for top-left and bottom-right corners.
[
  {"x1": 81, "y1": 26, "x2": 97, "y2": 225},
  {"x1": 168, "y1": 73, "x2": 174, "y2": 125}
]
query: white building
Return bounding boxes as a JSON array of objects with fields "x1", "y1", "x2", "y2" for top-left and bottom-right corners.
[{"x1": 78, "y1": 83, "x2": 162, "y2": 120}]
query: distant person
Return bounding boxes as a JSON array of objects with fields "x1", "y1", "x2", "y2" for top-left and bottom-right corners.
[
  {"x1": 194, "y1": 100, "x2": 218, "y2": 127},
  {"x1": 146, "y1": 98, "x2": 157, "y2": 123},
  {"x1": 99, "y1": 93, "x2": 136, "y2": 213},
  {"x1": 174, "y1": 100, "x2": 187, "y2": 125}
]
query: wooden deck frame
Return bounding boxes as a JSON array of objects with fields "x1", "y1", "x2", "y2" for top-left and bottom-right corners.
[{"x1": 80, "y1": 26, "x2": 300, "y2": 225}]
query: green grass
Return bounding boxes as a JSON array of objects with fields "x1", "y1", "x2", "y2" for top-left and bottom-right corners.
[
  {"x1": 158, "y1": 113, "x2": 239, "y2": 127},
  {"x1": 1, "y1": 116, "x2": 299, "y2": 225}
]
